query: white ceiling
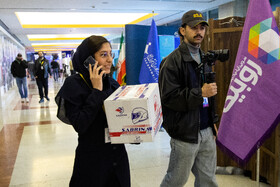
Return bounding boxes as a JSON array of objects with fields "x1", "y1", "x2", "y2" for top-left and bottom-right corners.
[{"x1": 0, "y1": 0, "x2": 234, "y2": 52}]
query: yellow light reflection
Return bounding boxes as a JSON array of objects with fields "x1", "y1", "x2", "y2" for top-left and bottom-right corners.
[
  {"x1": 16, "y1": 12, "x2": 157, "y2": 28},
  {"x1": 27, "y1": 34, "x2": 108, "y2": 41}
]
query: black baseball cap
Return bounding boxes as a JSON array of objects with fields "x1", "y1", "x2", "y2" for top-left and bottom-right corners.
[{"x1": 181, "y1": 10, "x2": 208, "y2": 27}]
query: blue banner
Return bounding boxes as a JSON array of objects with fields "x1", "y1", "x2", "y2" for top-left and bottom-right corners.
[
  {"x1": 139, "y1": 19, "x2": 160, "y2": 83},
  {"x1": 159, "y1": 35, "x2": 174, "y2": 62}
]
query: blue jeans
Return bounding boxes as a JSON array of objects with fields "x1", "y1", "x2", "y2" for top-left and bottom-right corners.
[
  {"x1": 161, "y1": 127, "x2": 218, "y2": 187},
  {"x1": 29, "y1": 71, "x2": 35, "y2": 80},
  {"x1": 52, "y1": 68, "x2": 59, "y2": 81},
  {"x1": 15, "y1": 77, "x2": 28, "y2": 98}
]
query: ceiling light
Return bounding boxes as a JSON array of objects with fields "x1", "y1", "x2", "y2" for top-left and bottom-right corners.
[
  {"x1": 27, "y1": 34, "x2": 108, "y2": 41},
  {"x1": 16, "y1": 12, "x2": 157, "y2": 28},
  {"x1": 31, "y1": 42, "x2": 80, "y2": 47}
]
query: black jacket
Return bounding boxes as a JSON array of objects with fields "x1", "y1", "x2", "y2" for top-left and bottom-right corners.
[
  {"x1": 55, "y1": 36, "x2": 130, "y2": 187},
  {"x1": 34, "y1": 57, "x2": 51, "y2": 79},
  {"x1": 11, "y1": 58, "x2": 28, "y2": 78},
  {"x1": 158, "y1": 42, "x2": 217, "y2": 143},
  {"x1": 51, "y1": 60, "x2": 59, "y2": 69}
]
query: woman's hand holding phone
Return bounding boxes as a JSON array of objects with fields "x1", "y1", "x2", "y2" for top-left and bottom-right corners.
[{"x1": 89, "y1": 61, "x2": 105, "y2": 91}]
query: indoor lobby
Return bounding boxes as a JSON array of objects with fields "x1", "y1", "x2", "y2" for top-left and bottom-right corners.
[{"x1": 0, "y1": 0, "x2": 280, "y2": 186}]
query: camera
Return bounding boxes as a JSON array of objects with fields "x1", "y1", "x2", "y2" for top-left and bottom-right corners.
[
  {"x1": 202, "y1": 49, "x2": 229, "y2": 66},
  {"x1": 199, "y1": 49, "x2": 229, "y2": 83}
]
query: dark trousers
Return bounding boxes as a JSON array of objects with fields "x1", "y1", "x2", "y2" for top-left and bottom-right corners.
[{"x1": 36, "y1": 78, "x2": 48, "y2": 99}]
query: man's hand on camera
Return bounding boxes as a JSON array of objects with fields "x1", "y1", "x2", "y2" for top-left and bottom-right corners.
[{"x1": 202, "y1": 83, "x2": 217, "y2": 97}]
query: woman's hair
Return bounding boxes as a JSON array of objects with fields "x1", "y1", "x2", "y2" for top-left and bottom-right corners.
[{"x1": 87, "y1": 35, "x2": 110, "y2": 57}]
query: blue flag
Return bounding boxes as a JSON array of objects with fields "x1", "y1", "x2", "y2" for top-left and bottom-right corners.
[{"x1": 139, "y1": 19, "x2": 160, "y2": 83}]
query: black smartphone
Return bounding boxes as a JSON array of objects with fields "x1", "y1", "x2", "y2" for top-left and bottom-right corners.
[
  {"x1": 83, "y1": 56, "x2": 105, "y2": 77},
  {"x1": 83, "y1": 56, "x2": 96, "y2": 69}
]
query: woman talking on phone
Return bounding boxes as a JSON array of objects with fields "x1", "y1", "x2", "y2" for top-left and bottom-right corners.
[{"x1": 55, "y1": 35, "x2": 130, "y2": 187}]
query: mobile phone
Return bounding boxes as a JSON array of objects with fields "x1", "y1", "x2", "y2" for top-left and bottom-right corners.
[
  {"x1": 83, "y1": 55, "x2": 105, "y2": 77},
  {"x1": 83, "y1": 56, "x2": 96, "y2": 69}
]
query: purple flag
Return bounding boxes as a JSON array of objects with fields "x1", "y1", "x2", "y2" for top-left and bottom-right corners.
[{"x1": 217, "y1": 0, "x2": 280, "y2": 165}]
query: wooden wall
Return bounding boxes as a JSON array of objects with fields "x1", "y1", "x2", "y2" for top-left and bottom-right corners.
[{"x1": 201, "y1": 15, "x2": 279, "y2": 187}]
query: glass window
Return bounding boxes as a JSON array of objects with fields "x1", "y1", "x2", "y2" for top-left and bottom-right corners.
[
  {"x1": 209, "y1": 8, "x2": 218, "y2": 20},
  {"x1": 202, "y1": 12, "x2": 208, "y2": 21}
]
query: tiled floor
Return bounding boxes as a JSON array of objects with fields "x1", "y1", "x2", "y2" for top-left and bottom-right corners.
[{"x1": 0, "y1": 77, "x2": 277, "y2": 187}]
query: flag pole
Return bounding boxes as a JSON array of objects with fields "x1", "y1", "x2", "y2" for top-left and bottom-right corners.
[
  {"x1": 256, "y1": 148, "x2": 260, "y2": 187},
  {"x1": 152, "y1": 10, "x2": 154, "y2": 26}
]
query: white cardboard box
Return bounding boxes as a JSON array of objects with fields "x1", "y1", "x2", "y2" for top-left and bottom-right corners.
[{"x1": 104, "y1": 83, "x2": 163, "y2": 144}]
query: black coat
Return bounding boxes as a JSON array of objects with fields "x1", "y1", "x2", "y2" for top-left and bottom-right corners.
[
  {"x1": 11, "y1": 58, "x2": 28, "y2": 78},
  {"x1": 55, "y1": 37, "x2": 130, "y2": 187},
  {"x1": 158, "y1": 42, "x2": 217, "y2": 143},
  {"x1": 51, "y1": 60, "x2": 59, "y2": 69},
  {"x1": 34, "y1": 57, "x2": 51, "y2": 79},
  {"x1": 56, "y1": 74, "x2": 130, "y2": 187}
]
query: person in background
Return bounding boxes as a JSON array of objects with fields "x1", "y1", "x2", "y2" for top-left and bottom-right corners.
[
  {"x1": 62, "y1": 53, "x2": 70, "y2": 77},
  {"x1": 55, "y1": 35, "x2": 130, "y2": 187},
  {"x1": 27, "y1": 60, "x2": 35, "y2": 81},
  {"x1": 69, "y1": 59, "x2": 76, "y2": 75},
  {"x1": 109, "y1": 64, "x2": 118, "y2": 78},
  {"x1": 51, "y1": 55, "x2": 59, "y2": 82},
  {"x1": 11, "y1": 53, "x2": 29, "y2": 103},
  {"x1": 34, "y1": 51, "x2": 52, "y2": 103},
  {"x1": 159, "y1": 10, "x2": 219, "y2": 187}
]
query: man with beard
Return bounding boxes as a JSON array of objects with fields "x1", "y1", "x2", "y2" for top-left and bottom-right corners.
[
  {"x1": 34, "y1": 51, "x2": 52, "y2": 103},
  {"x1": 159, "y1": 10, "x2": 219, "y2": 187}
]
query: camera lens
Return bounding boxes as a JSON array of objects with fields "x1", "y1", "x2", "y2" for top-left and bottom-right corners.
[{"x1": 216, "y1": 49, "x2": 229, "y2": 62}]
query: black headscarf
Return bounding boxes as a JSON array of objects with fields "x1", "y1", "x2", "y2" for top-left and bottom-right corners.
[
  {"x1": 72, "y1": 35, "x2": 110, "y2": 81},
  {"x1": 55, "y1": 35, "x2": 115, "y2": 124}
]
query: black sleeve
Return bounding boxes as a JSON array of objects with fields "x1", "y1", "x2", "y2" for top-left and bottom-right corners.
[
  {"x1": 64, "y1": 89, "x2": 108, "y2": 134},
  {"x1": 159, "y1": 56, "x2": 203, "y2": 112},
  {"x1": 11, "y1": 62, "x2": 16, "y2": 77},
  {"x1": 34, "y1": 60, "x2": 39, "y2": 76},
  {"x1": 21, "y1": 60, "x2": 28, "y2": 68},
  {"x1": 57, "y1": 76, "x2": 109, "y2": 134}
]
